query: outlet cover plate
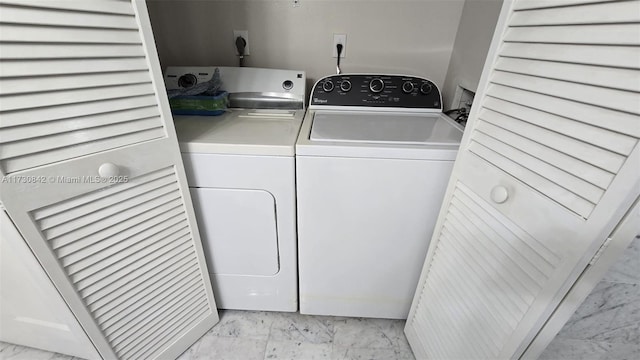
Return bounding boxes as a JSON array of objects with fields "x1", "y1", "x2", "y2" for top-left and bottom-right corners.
[
  {"x1": 333, "y1": 34, "x2": 346, "y2": 58},
  {"x1": 233, "y1": 30, "x2": 250, "y2": 55}
]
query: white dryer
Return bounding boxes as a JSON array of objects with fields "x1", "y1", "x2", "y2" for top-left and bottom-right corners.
[
  {"x1": 166, "y1": 67, "x2": 305, "y2": 312},
  {"x1": 296, "y1": 74, "x2": 463, "y2": 319}
]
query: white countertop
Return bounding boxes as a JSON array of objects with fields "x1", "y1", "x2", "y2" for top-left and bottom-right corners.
[{"x1": 173, "y1": 109, "x2": 305, "y2": 156}]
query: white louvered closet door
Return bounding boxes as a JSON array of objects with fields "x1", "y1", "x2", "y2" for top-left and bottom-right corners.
[
  {"x1": 0, "y1": 1, "x2": 219, "y2": 359},
  {"x1": 405, "y1": 0, "x2": 640, "y2": 359}
]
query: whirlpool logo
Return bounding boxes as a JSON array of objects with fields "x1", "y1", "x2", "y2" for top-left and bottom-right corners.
[{"x1": 313, "y1": 98, "x2": 328, "y2": 103}]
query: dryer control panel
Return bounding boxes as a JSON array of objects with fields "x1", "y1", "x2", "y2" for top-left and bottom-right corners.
[{"x1": 310, "y1": 74, "x2": 441, "y2": 110}]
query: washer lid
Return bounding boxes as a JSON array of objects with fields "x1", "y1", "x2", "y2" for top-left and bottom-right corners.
[{"x1": 310, "y1": 112, "x2": 462, "y2": 145}]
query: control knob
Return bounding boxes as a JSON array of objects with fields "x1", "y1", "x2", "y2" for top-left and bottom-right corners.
[
  {"x1": 340, "y1": 80, "x2": 352, "y2": 92},
  {"x1": 178, "y1": 73, "x2": 197, "y2": 88},
  {"x1": 420, "y1": 82, "x2": 433, "y2": 95},
  {"x1": 322, "y1": 80, "x2": 335, "y2": 92},
  {"x1": 402, "y1": 81, "x2": 415, "y2": 94},
  {"x1": 369, "y1": 78, "x2": 385, "y2": 93}
]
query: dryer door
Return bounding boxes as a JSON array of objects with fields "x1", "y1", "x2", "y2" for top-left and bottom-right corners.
[{"x1": 190, "y1": 188, "x2": 280, "y2": 277}]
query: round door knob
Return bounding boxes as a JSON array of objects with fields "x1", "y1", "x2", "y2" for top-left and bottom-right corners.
[
  {"x1": 490, "y1": 186, "x2": 509, "y2": 204},
  {"x1": 98, "y1": 163, "x2": 120, "y2": 178}
]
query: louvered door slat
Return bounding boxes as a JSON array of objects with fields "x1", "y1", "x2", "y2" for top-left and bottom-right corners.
[
  {"x1": 82, "y1": 244, "x2": 194, "y2": 305},
  {"x1": 487, "y1": 85, "x2": 640, "y2": 137},
  {"x1": 0, "y1": 24, "x2": 141, "y2": 43},
  {"x1": 89, "y1": 252, "x2": 197, "y2": 314},
  {"x1": 495, "y1": 57, "x2": 640, "y2": 92},
  {"x1": 425, "y1": 271, "x2": 497, "y2": 358},
  {"x1": 1, "y1": 106, "x2": 159, "y2": 143},
  {"x1": 74, "y1": 230, "x2": 189, "y2": 292},
  {"x1": 442, "y1": 226, "x2": 528, "y2": 316},
  {"x1": 3, "y1": 128, "x2": 165, "y2": 174},
  {"x1": 71, "y1": 224, "x2": 189, "y2": 284},
  {"x1": 0, "y1": 95, "x2": 158, "y2": 128},
  {"x1": 454, "y1": 188, "x2": 559, "y2": 274},
  {"x1": 33, "y1": 167, "x2": 175, "y2": 220},
  {"x1": 2, "y1": 71, "x2": 152, "y2": 96},
  {"x1": 0, "y1": 0, "x2": 136, "y2": 15},
  {"x1": 429, "y1": 243, "x2": 511, "y2": 340},
  {"x1": 110, "y1": 280, "x2": 203, "y2": 349},
  {"x1": 44, "y1": 181, "x2": 178, "y2": 239},
  {"x1": 39, "y1": 173, "x2": 174, "y2": 230},
  {"x1": 66, "y1": 217, "x2": 187, "y2": 278},
  {"x1": 118, "y1": 295, "x2": 207, "y2": 357},
  {"x1": 430, "y1": 263, "x2": 502, "y2": 355},
  {"x1": 129, "y1": 300, "x2": 209, "y2": 360},
  {"x1": 482, "y1": 97, "x2": 636, "y2": 156},
  {"x1": 475, "y1": 121, "x2": 614, "y2": 189},
  {"x1": 0, "y1": 4, "x2": 138, "y2": 29},
  {"x1": 436, "y1": 245, "x2": 517, "y2": 331},
  {"x1": 1, "y1": 43, "x2": 146, "y2": 59},
  {"x1": 0, "y1": 58, "x2": 148, "y2": 78},
  {"x1": 60, "y1": 206, "x2": 185, "y2": 268},
  {"x1": 78, "y1": 235, "x2": 192, "y2": 297},
  {"x1": 500, "y1": 43, "x2": 640, "y2": 69},
  {"x1": 1, "y1": 83, "x2": 155, "y2": 111},
  {"x1": 406, "y1": 1, "x2": 639, "y2": 358},
  {"x1": 436, "y1": 239, "x2": 519, "y2": 329},
  {"x1": 98, "y1": 268, "x2": 200, "y2": 331},
  {"x1": 510, "y1": 0, "x2": 640, "y2": 25},
  {"x1": 470, "y1": 143, "x2": 595, "y2": 217},
  {"x1": 478, "y1": 108, "x2": 625, "y2": 173},
  {"x1": 54, "y1": 198, "x2": 183, "y2": 257},
  {"x1": 513, "y1": 0, "x2": 618, "y2": 10},
  {"x1": 472, "y1": 131, "x2": 604, "y2": 204},
  {"x1": 1, "y1": 118, "x2": 162, "y2": 160},
  {"x1": 504, "y1": 24, "x2": 640, "y2": 45},
  {"x1": 492, "y1": 71, "x2": 639, "y2": 115},
  {"x1": 429, "y1": 254, "x2": 511, "y2": 344},
  {"x1": 80, "y1": 243, "x2": 189, "y2": 303},
  {"x1": 447, "y1": 204, "x2": 537, "y2": 302}
]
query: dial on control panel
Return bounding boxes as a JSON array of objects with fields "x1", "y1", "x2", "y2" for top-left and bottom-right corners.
[
  {"x1": 322, "y1": 80, "x2": 335, "y2": 92},
  {"x1": 340, "y1": 80, "x2": 352, "y2": 92},
  {"x1": 420, "y1": 82, "x2": 433, "y2": 95},
  {"x1": 369, "y1": 78, "x2": 385, "y2": 93},
  {"x1": 402, "y1": 81, "x2": 415, "y2": 94}
]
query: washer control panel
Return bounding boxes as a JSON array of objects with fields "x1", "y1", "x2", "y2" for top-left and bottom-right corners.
[{"x1": 310, "y1": 74, "x2": 441, "y2": 109}]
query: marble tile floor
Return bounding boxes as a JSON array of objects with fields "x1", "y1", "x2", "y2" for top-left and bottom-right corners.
[
  {"x1": 539, "y1": 237, "x2": 640, "y2": 360},
  {"x1": 0, "y1": 310, "x2": 416, "y2": 360}
]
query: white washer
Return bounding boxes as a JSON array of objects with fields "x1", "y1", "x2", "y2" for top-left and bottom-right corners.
[
  {"x1": 166, "y1": 67, "x2": 305, "y2": 312},
  {"x1": 296, "y1": 74, "x2": 463, "y2": 319}
]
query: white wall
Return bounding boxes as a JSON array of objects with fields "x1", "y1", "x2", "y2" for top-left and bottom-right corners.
[
  {"x1": 147, "y1": 0, "x2": 466, "y2": 92},
  {"x1": 441, "y1": 0, "x2": 502, "y2": 109}
]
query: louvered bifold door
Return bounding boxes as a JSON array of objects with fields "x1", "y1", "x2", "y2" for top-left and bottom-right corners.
[
  {"x1": 405, "y1": 0, "x2": 640, "y2": 359},
  {"x1": 0, "y1": 1, "x2": 219, "y2": 359}
]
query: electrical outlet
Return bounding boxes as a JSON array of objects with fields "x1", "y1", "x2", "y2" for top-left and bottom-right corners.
[
  {"x1": 332, "y1": 34, "x2": 346, "y2": 58},
  {"x1": 233, "y1": 30, "x2": 250, "y2": 55}
]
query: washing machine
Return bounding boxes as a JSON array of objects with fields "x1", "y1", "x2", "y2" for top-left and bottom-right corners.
[
  {"x1": 166, "y1": 67, "x2": 305, "y2": 312},
  {"x1": 296, "y1": 74, "x2": 463, "y2": 319}
]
